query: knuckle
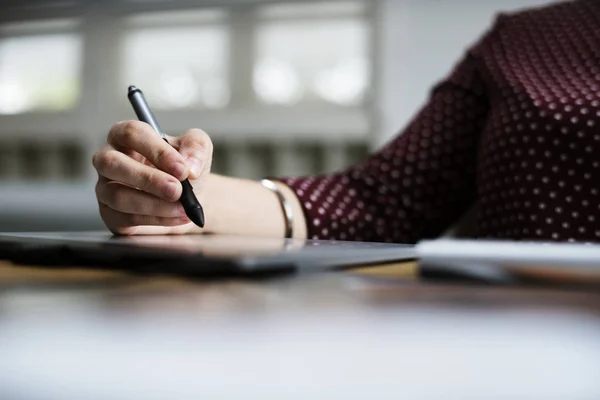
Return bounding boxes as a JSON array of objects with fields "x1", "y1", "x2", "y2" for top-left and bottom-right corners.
[
  {"x1": 137, "y1": 171, "x2": 153, "y2": 190},
  {"x1": 94, "y1": 151, "x2": 118, "y2": 174},
  {"x1": 138, "y1": 170, "x2": 160, "y2": 192},
  {"x1": 120, "y1": 121, "x2": 141, "y2": 145},
  {"x1": 92, "y1": 145, "x2": 111, "y2": 171},
  {"x1": 154, "y1": 146, "x2": 175, "y2": 167}
]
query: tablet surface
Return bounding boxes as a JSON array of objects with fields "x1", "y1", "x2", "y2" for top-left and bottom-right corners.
[{"x1": 0, "y1": 231, "x2": 415, "y2": 276}]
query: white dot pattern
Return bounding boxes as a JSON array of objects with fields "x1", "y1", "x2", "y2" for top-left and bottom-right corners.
[{"x1": 279, "y1": 0, "x2": 600, "y2": 243}]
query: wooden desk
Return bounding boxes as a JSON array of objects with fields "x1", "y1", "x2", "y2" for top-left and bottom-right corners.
[
  {"x1": 0, "y1": 259, "x2": 599, "y2": 399},
  {"x1": 0, "y1": 259, "x2": 597, "y2": 311}
]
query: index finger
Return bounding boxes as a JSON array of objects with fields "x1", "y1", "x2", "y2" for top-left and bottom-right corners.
[{"x1": 108, "y1": 120, "x2": 189, "y2": 180}]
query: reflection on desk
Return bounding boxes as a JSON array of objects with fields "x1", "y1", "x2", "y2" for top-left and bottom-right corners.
[{"x1": 0, "y1": 260, "x2": 599, "y2": 399}]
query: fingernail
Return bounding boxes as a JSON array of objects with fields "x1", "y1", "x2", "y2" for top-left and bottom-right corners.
[
  {"x1": 186, "y1": 157, "x2": 202, "y2": 178},
  {"x1": 173, "y1": 161, "x2": 187, "y2": 179},
  {"x1": 177, "y1": 203, "x2": 186, "y2": 216},
  {"x1": 164, "y1": 181, "x2": 179, "y2": 200}
]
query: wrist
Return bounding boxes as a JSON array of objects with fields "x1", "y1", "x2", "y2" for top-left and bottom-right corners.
[
  {"x1": 188, "y1": 173, "x2": 307, "y2": 239},
  {"x1": 189, "y1": 173, "x2": 284, "y2": 237}
]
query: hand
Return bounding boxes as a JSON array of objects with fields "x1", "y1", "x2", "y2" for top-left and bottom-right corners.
[{"x1": 93, "y1": 121, "x2": 213, "y2": 235}]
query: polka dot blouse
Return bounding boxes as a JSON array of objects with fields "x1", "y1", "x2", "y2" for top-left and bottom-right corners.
[{"x1": 278, "y1": 0, "x2": 600, "y2": 244}]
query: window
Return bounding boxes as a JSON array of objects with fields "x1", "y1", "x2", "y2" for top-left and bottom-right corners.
[
  {"x1": 0, "y1": 20, "x2": 82, "y2": 114},
  {"x1": 0, "y1": 1, "x2": 373, "y2": 185},
  {"x1": 254, "y1": 1, "x2": 370, "y2": 106},
  {"x1": 121, "y1": 10, "x2": 230, "y2": 110}
]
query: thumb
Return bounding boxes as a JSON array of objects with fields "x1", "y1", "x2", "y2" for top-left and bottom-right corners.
[{"x1": 177, "y1": 128, "x2": 213, "y2": 180}]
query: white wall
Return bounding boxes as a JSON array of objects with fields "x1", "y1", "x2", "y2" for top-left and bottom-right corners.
[{"x1": 375, "y1": 0, "x2": 560, "y2": 147}]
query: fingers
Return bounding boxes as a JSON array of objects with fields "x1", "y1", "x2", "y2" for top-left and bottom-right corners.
[
  {"x1": 96, "y1": 178, "x2": 186, "y2": 218},
  {"x1": 173, "y1": 129, "x2": 213, "y2": 180},
  {"x1": 99, "y1": 203, "x2": 192, "y2": 236},
  {"x1": 95, "y1": 176, "x2": 195, "y2": 236},
  {"x1": 93, "y1": 145, "x2": 183, "y2": 202},
  {"x1": 108, "y1": 120, "x2": 189, "y2": 180},
  {"x1": 94, "y1": 121, "x2": 214, "y2": 236}
]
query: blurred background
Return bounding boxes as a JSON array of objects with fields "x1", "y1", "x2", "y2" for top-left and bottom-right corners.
[{"x1": 0, "y1": 0, "x2": 557, "y2": 231}]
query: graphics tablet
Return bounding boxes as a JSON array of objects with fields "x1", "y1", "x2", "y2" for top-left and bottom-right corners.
[{"x1": 0, "y1": 231, "x2": 416, "y2": 277}]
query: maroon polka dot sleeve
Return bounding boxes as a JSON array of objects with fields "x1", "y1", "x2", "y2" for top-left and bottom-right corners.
[
  {"x1": 278, "y1": 45, "x2": 491, "y2": 243},
  {"x1": 279, "y1": 0, "x2": 600, "y2": 243}
]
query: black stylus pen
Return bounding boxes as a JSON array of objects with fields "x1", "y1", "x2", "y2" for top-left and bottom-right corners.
[{"x1": 127, "y1": 85, "x2": 205, "y2": 228}]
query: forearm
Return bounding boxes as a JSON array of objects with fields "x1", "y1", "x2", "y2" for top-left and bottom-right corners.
[{"x1": 191, "y1": 173, "x2": 307, "y2": 239}]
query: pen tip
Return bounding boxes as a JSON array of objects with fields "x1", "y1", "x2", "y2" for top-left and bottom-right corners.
[
  {"x1": 128, "y1": 85, "x2": 138, "y2": 93},
  {"x1": 186, "y1": 206, "x2": 205, "y2": 228}
]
